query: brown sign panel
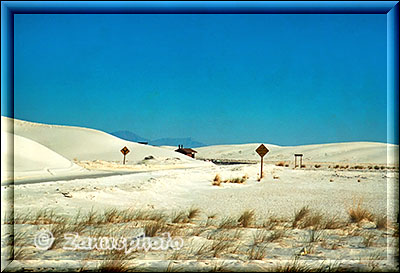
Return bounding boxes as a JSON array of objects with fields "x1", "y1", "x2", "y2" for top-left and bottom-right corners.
[
  {"x1": 256, "y1": 144, "x2": 269, "y2": 157},
  {"x1": 120, "y1": 146, "x2": 130, "y2": 155}
]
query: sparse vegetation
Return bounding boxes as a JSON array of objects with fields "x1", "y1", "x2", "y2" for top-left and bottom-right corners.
[
  {"x1": 143, "y1": 220, "x2": 164, "y2": 237},
  {"x1": 293, "y1": 206, "x2": 310, "y2": 228},
  {"x1": 171, "y1": 211, "x2": 189, "y2": 224},
  {"x1": 212, "y1": 174, "x2": 222, "y2": 186},
  {"x1": 188, "y1": 207, "x2": 201, "y2": 221},
  {"x1": 276, "y1": 161, "x2": 285, "y2": 167},
  {"x1": 7, "y1": 202, "x2": 397, "y2": 271},
  {"x1": 238, "y1": 209, "x2": 255, "y2": 227},
  {"x1": 247, "y1": 245, "x2": 267, "y2": 260},
  {"x1": 212, "y1": 174, "x2": 247, "y2": 186},
  {"x1": 375, "y1": 215, "x2": 388, "y2": 230},
  {"x1": 362, "y1": 232, "x2": 376, "y2": 247},
  {"x1": 218, "y1": 217, "x2": 238, "y2": 229},
  {"x1": 347, "y1": 199, "x2": 374, "y2": 223}
]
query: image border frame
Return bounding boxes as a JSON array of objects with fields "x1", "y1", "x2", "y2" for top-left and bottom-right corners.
[{"x1": 1, "y1": 1, "x2": 399, "y2": 271}]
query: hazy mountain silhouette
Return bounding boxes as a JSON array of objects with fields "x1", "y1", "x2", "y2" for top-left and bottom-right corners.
[
  {"x1": 110, "y1": 131, "x2": 205, "y2": 148},
  {"x1": 110, "y1": 130, "x2": 149, "y2": 143}
]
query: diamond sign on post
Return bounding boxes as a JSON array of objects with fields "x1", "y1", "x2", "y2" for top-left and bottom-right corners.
[
  {"x1": 256, "y1": 144, "x2": 269, "y2": 179},
  {"x1": 120, "y1": 146, "x2": 130, "y2": 164}
]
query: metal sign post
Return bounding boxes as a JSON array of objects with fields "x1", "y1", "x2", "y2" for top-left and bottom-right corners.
[
  {"x1": 120, "y1": 146, "x2": 130, "y2": 164},
  {"x1": 256, "y1": 144, "x2": 269, "y2": 179}
]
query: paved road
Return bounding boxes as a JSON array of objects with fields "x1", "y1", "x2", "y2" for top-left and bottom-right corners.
[{"x1": 2, "y1": 170, "x2": 146, "y2": 186}]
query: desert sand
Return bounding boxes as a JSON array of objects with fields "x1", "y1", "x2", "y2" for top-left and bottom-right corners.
[{"x1": 1, "y1": 117, "x2": 398, "y2": 272}]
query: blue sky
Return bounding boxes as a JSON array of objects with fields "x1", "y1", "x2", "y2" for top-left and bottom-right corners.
[{"x1": 12, "y1": 14, "x2": 390, "y2": 145}]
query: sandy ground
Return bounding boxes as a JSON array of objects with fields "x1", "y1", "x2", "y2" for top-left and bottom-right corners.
[
  {"x1": 1, "y1": 117, "x2": 399, "y2": 271},
  {"x1": 2, "y1": 163, "x2": 399, "y2": 271}
]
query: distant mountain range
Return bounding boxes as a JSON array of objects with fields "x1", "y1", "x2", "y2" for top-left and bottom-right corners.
[{"x1": 110, "y1": 130, "x2": 206, "y2": 148}]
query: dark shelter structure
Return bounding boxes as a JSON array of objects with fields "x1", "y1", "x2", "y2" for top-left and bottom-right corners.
[{"x1": 175, "y1": 145, "x2": 197, "y2": 158}]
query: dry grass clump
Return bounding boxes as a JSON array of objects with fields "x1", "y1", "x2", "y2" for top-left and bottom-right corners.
[
  {"x1": 300, "y1": 211, "x2": 324, "y2": 229},
  {"x1": 362, "y1": 232, "x2": 377, "y2": 247},
  {"x1": 247, "y1": 245, "x2": 267, "y2": 260},
  {"x1": 292, "y1": 206, "x2": 310, "y2": 228},
  {"x1": 218, "y1": 217, "x2": 238, "y2": 229},
  {"x1": 143, "y1": 220, "x2": 165, "y2": 237},
  {"x1": 238, "y1": 210, "x2": 255, "y2": 227},
  {"x1": 206, "y1": 213, "x2": 218, "y2": 227},
  {"x1": 274, "y1": 256, "x2": 313, "y2": 272},
  {"x1": 276, "y1": 161, "x2": 285, "y2": 167},
  {"x1": 268, "y1": 230, "x2": 286, "y2": 242},
  {"x1": 262, "y1": 217, "x2": 281, "y2": 230},
  {"x1": 97, "y1": 249, "x2": 133, "y2": 272},
  {"x1": 212, "y1": 174, "x2": 248, "y2": 186},
  {"x1": 225, "y1": 176, "x2": 248, "y2": 184},
  {"x1": 252, "y1": 230, "x2": 270, "y2": 245},
  {"x1": 353, "y1": 165, "x2": 364, "y2": 170},
  {"x1": 375, "y1": 215, "x2": 388, "y2": 230},
  {"x1": 292, "y1": 207, "x2": 327, "y2": 229},
  {"x1": 321, "y1": 215, "x2": 345, "y2": 229},
  {"x1": 314, "y1": 164, "x2": 321, "y2": 168},
  {"x1": 300, "y1": 164, "x2": 306, "y2": 168},
  {"x1": 171, "y1": 211, "x2": 189, "y2": 224},
  {"x1": 212, "y1": 174, "x2": 222, "y2": 186},
  {"x1": 211, "y1": 239, "x2": 234, "y2": 258},
  {"x1": 188, "y1": 207, "x2": 201, "y2": 221},
  {"x1": 347, "y1": 199, "x2": 374, "y2": 223},
  {"x1": 14, "y1": 208, "x2": 62, "y2": 225}
]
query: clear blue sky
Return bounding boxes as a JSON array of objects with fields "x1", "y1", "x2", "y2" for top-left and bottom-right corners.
[{"x1": 13, "y1": 14, "x2": 390, "y2": 145}]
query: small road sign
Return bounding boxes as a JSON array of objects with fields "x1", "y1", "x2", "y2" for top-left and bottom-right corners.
[
  {"x1": 256, "y1": 144, "x2": 269, "y2": 179},
  {"x1": 256, "y1": 144, "x2": 269, "y2": 157},
  {"x1": 120, "y1": 146, "x2": 130, "y2": 164}
]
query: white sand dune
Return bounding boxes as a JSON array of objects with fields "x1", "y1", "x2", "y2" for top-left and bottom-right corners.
[
  {"x1": 2, "y1": 117, "x2": 200, "y2": 164},
  {"x1": 1, "y1": 117, "x2": 209, "y2": 181},
  {"x1": 196, "y1": 142, "x2": 398, "y2": 165},
  {"x1": 1, "y1": 131, "x2": 83, "y2": 180}
]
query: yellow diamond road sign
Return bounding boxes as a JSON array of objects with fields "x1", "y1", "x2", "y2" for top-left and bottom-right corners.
[
  {"x1": 256, "y1": 144, "x2": 269, "y2": 157},
  {"x1": 121, "y1": 146, "x2": 130, "y2": 155}
]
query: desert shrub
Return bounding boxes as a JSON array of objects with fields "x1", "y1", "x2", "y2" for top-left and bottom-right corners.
[
  {"x1": 333, "y1": 165, "x2": 340, "y2": 169},
  {"x1": 314, "y1": 164, "x2": 321, "y2": 168},
  {"x1": 374, "y1": 165, "x2": 380, "y2": 170},
  {"x1": 300, "y1": 164, "x2": 306, "y2": 168},
  {"x1": 275, "y1": 161, "x2": 285, "y2": 167}
]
